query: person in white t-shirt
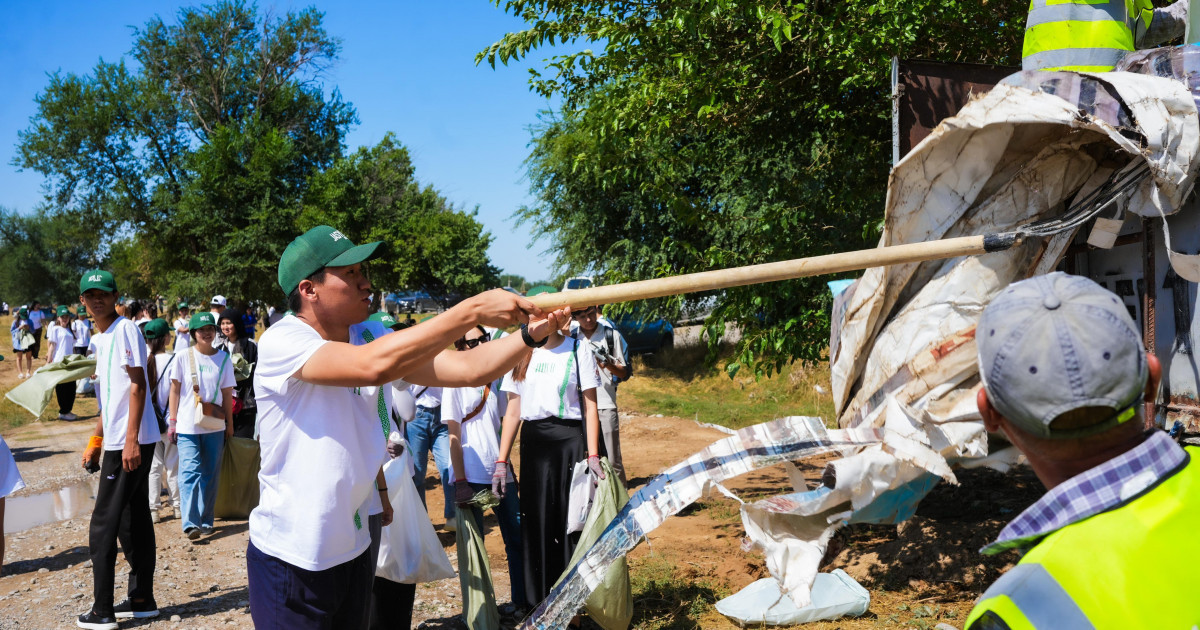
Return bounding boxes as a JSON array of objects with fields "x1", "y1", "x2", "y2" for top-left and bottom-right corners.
[
  {"x1": 78, "y1": 270, "x2": 162, "y2": 629},
  {"x1": 28, "y1": 301, "x2": 47, "y2": 359},
  {"x1": 46, "y1": 306, "x2": 80, "y2": 420},
  {"x1": 173, "y1": 302, "x2": 191, "y2": 352},
  {"x1": 73, "y1": 307, "x2": 93, "y2": 356},
  {"x1": 167, "y1": 311, "x2": 235, "y2": 542},
  {"x1": 0, "y1": 434, "x2": 26, "y2": 574},
  {"x1": 570, "y1": 305, "x2": 632, "y2": 483},
  {"x1": 445, "y1": 325, "x2": 527, "y2": 613},
  {"x1": 247, "y1": 225, "x2": 568, "y2": 630},
  {"x1": 496, "y1": 318, "x2": 605, "y2": 607},
  {"x1": 141, "y1": 319, "x2": 179, "y2": 524}
]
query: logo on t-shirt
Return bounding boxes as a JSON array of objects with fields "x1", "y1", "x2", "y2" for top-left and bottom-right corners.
[{"x1": 330, "y1": 230, "x2": 347, "y2": 242}]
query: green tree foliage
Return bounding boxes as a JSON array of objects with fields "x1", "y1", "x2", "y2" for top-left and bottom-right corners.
[
  {"x1": 302, "y1": 134, "x2": 500, "y2": 296},
  {"x1": 481, "y1": 0, "x2": 1025, "y2": 375},
  {"x1": 0, "y1": 208, "x2": 103, "y2": 305},
  {"x1": 15, "y1": 0, "x2": 356, "y2": 303}
]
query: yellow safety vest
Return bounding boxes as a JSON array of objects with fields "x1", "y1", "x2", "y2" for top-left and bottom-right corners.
[
  {"x1": 1023, "y1": 0, "x2": 1155, "y2": 72},
  {"x1": 966, "y1": 447, "x2": 1200, "y2": 629}
]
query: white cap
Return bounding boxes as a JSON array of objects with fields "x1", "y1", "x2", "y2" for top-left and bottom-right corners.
[{"x1": 210, "y1": 295, "x2": 227, "y2": 306}]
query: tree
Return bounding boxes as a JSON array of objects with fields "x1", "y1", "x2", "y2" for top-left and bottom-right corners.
[
  {"x1": 499, "y1": 273, "x2": 528, "y2": 290},
  {"x1": 481, "y1": 0, "x2": 1026, "y2": 374},
  {"x1": 14, "y1": 0, "x2": 355, "y2": 303},
  {"x1": 0, "y1": 208, "x2": 104, "y2": 305},
  {"x1": 301, "y1": 134, "x2": 500, "y2": 298}
]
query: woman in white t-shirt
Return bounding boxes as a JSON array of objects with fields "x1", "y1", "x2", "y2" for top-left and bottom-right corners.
[
  {"x1": 9, "y1": 307, "x2": 33, "y2": 379},
  {"x1": 45, "y1": 307, "x2": 79, "y2": 420},
  {"x1": 143, "y1": 319, "x2": 180, "y2": 523},
  {"x1": 444, "y1": 325, "x2": 527, "y2": 612},
  {"x1": 71, "y1": 308, "x2": 92, "y2": 355},
  {"x1": 496, "y1": 319, "x2": 604, "y2": 607},
  {"x1": 173, "y1": 302, "x2": 191, "y2": 352},
  {"x1": 167, "y1": 312, "x2": 235, "y2": 541}
]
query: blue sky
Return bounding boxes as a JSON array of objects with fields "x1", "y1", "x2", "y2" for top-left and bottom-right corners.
[{"x1": 0, "y1": 1, "x2": 575, "y2": 282}]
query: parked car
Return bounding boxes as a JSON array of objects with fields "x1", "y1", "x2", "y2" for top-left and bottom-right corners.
[
  {"x1": 395, "y1": 291, "x2": 441, "y2": 313},
  {"x1": 608, "y1": 312, "x2": 674, "y2": 355},
  {"x1": 562, "y1": 276, "x2": 594, "y2": 291}
]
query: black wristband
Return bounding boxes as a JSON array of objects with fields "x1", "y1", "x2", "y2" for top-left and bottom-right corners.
[{"x1": 520, "y1": 324, "x2": 547, "y2": 348}]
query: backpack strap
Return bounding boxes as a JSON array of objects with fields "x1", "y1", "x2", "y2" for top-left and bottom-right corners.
[{"x1": 460, "y1": 386, "x2": 491, "y2": 423}]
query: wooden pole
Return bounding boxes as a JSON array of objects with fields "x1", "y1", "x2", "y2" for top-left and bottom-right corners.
[{"x1": 528, "y1": 234, "x2": 995, "y2": 310}]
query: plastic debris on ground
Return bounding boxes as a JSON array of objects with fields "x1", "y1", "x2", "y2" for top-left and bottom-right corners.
[{"x1": 715, "y1": 569, "x2": 869, "y2": 626}]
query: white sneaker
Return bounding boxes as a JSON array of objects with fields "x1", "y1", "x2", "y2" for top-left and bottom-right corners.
[
  {"x1": 150, "y1": 509, "x2": 161, "y2": 524},
  {"x1": 59, "y1": 412, "x2": 77, "y2": 421}
]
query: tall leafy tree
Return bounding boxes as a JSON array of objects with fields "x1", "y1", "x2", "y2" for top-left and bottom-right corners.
[
  {"x1": 482, "y1": 0, "x2": 1025, "y2": 374},
  {"x1": 15, "y1": 0, "x2": 355, "y2": 303},
  {"x1": 0, "y1": 208, "x2": 103, "y2": 305},
  {"x1": 301, "y1": 134, "x2": 500, "y2": 298}
]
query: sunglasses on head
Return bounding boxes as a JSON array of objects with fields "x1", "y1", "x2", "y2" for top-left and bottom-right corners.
[{"x1": 571, "y1": 306, "x2": 598, "y2": 319}]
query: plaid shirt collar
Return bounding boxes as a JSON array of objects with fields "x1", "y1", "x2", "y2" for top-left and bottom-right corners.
[{"x1": 982, "y1": 431, "x2": 1187, "y2": 555}]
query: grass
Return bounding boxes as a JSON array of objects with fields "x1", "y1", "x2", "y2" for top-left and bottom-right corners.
[
  {"x1": 628, "y1": 554, "x2": 732, "y2": 630},
  {"x1": 620, "y1": 341, "x2": 837, "y2": 430}
]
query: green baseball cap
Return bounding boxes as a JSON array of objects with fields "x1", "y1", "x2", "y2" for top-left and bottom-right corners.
[
  {"x1": 177, "y1": 301, "x2": 190, "y2": 310},
  {"x1": 367, "y1": 311, "x2": 399, "y2": 328},
  {"x1": 278, "y1": 226, "x2": 383, "y2": 295},
  {"x1": 56, "y1": 305, "x2": 71, "y2": 317},
  {"x1": 143, "y1": 318, "x2": 170, "y2": 339},
  {"x1": 80, "y1": 269, "x2": 117, "y2": 294},
  {"x1": 76, "y1": 307, "x2": 88, "y2": 318},
  {"x1": 189, "y1": 311, "x2": 218, "y2": 330},
  {"x1": 18, "y1": 308, "x2": 28, "y2": 318}
]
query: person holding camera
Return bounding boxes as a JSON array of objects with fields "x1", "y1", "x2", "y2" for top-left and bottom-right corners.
[{"x1": 570, "y1": 305, "x2": 631, "y2": 483}]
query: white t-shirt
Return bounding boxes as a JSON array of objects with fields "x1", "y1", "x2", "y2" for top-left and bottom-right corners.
[
  {"x1": 151, "y1": 352, "x2": 177, "y2": 416},
  {"x1": 167, "y1": 348, "x2": 235, "y2": 435},
  {"x1": 0, "y1": 436, "x2": 26, "y2": 498},
  {"x1": 409, "y1": 384, "x2": 442, "y2": 409},
  {"x1": 91, "y1": 316, "x2": 161, "y2": 449},
  {"x1": 572, "y1": 321, "x2": 628, "y2": 410},
  {"x1": 442, "y1": 383, "x2": 512, "y2": 485},
  {"x1": 47, "y1": 324, "x2": 77, "y2": 363},
  {"x1": 250, "y1": 315, "x2": 387, "y2": 571},
  {"x1": 29, "y1": 310, "x2": 45, "y2": 331},
  {"x1": 501, "y1": 335, "x2": 602, "y2": 421},
  {"x1": 72, "y1": 319, "x2": 92, "y2": 349},
  {"x1": 174, "y1": 317, "x2": 191, "y2": 351}
]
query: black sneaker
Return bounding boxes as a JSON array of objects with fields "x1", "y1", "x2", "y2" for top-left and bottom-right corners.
[
  {"x1": 186, "y1": 527, "x2": 201, "y2": 540},
  {"x1": 76, "y1": 610, "x2": 118, "y2": 630},
  {"x1": 114, "y1": 597, "x2": 160, "y2": 619}
]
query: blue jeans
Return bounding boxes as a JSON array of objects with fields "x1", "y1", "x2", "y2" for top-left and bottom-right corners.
[
  {"x1": 405, "y1": 405, "x2": 453, "y2": 519},
  {"x1": 467, "y1": 480, "x2": 526, "y2": 607},
  {"x1": 177, "y1": 432, "x2": 224, "y2": 531}
]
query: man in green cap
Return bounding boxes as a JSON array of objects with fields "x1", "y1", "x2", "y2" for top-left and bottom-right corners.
[
  {"x1": 172, "y1": 302, "x2": 191, "y2": 352},
  {"x1": 77, "y1": 269, "x2": 162, "y2": 629},
  {"x1": 247, "y1": 225, "x2": 571, "y2": 629},
  {"x1": 72, "y1": 306, "x2": 92, "y2": 357}
]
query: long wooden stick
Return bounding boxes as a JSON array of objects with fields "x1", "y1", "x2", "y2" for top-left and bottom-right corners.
[{"x1": 527, "y1": 234, "x2": 1009, "y2": 310}]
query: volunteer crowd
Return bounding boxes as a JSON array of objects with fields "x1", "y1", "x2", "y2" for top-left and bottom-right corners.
[{"x1": 0, "y1": 226, "x2": 636, "y2": 630}]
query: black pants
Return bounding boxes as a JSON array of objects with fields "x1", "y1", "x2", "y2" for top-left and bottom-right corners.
[
  {"x1": 30, "y1": 327, "x2": 42, "y2": 359},
  {"x1": 369, "y1": 578, "x2": 415, "y2": 630},
  {"x1": 55, "y1": 381, "x2": 76, "y2": 415},
  {"x1": 89, "y1": 445, "x2": 156, "y2": 616},
  {"x1": 520, "y1": 417, "x2": 587, "y2": 604},
  {"x1": 248, "y1": 540, "x2": 373, "y2": 630}
]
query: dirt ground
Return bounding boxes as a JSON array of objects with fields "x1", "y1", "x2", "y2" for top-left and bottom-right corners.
[{"x1": 0, "y1": 356, "x2": 1044, "y2": 629}]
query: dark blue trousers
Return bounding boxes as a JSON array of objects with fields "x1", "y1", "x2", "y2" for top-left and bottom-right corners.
[{"x1": 247, "y1": 539, "x2": 373, "y2": 629}]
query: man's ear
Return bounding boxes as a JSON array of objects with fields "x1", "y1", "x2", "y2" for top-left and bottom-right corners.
[
  {"x1": 977, "y1": 386, "x2": 1003, "y2": 433},
  {"x1": 297, "y1": 278, "x2": 319, "y2": 305}
]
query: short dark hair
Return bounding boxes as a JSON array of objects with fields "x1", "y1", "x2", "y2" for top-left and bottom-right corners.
[{"x1": 286, "y1": 268, "x2": 328, "y2": 313}]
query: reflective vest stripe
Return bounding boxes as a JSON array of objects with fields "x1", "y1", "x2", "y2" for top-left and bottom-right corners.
[
  {"x1": 968, "y1": 564, "x2": 1095, "y2": 629},
  {"x1": 1027, "y1": 0, "x2": 1126, "y2": 27},
  {"x1": 1022, "y1": 47, "x2": 1128, "y2": 71}
]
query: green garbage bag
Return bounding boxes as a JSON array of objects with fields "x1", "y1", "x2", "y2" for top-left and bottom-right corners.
[
  {"x1": 456, "y1": 490, "x2": 501, "y2": 630},
  {"x1": 214, "y1": 436, "x2": 260, "y2": 519},
  {"x1": 5, "y1": 355, "x2": 96, "y2": 417},
  {"x1": 563, "y1": 457, "x2": 632, "y2": 630}
]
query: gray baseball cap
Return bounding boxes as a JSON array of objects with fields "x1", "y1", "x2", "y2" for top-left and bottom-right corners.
[{"x1": 977, "y1": 272, "x2": 1148, "y2": 439}]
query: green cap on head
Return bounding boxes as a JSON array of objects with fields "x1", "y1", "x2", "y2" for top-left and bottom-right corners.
[
  {"x1": 177, "y1": 301, "x2": 189, "y2": 310},
  {"x1": 189, "y1": 311, "x2": 218, "y2": 330},
  {"x1": 76, "y1": 307, "x2": 88, "y2": 318},
  {"x1": 143, "y1": 318, "x2": 170, "y2": 339},
  {"x1": 18, "y1": 308, "x2": 28, "y2": 318},
  {"x1": 278, "y1": 226, "x2": 383, "y2": 296},
  {"x1": 56, "y1": 305, "x2": 71, "y2": 317},
  {"x1": 367, "y1": 311, "x2": 399, "y2": 328},
  {"x1": 79, "y1": 269, "x2": 117, "y2": 294}
]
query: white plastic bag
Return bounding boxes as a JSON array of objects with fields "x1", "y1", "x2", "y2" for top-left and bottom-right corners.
[
  {"x1": 376, "y1": 451, "x2": 455, "y2": 583},
  {"x1": 565, "y1": 459, "x2": 595, "y2": 534},
  {"x1": 716, "y1": 570, "x2": 869, "y2": 626},
  {"x1": 76, "y1": 376, "x2": 95, "y2": 395}
]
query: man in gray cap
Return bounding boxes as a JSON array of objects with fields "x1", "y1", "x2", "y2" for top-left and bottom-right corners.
[{"x1": 966, "y1": 272, "x2": 1198, "y2": 629}]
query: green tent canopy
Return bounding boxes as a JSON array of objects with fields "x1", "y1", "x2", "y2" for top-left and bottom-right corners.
[{"x1": 526, "y1": 284, "x2": 558, "y2": 296}]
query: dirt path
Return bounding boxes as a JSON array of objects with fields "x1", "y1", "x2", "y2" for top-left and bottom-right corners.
[{"x1": 0, "y1": 400, "x2": 1041, "y2": 629}]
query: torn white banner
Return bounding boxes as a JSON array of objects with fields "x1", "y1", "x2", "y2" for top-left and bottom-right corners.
[{"x1": 519, "y1": 416, "x2": 881, "y2": 630}]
